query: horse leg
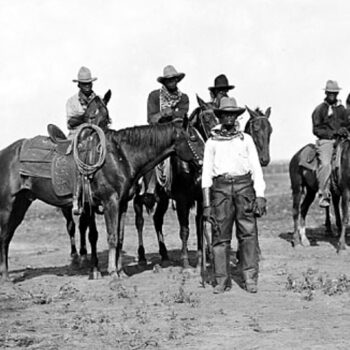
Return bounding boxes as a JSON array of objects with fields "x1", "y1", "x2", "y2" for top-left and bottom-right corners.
[
  {"x1": 324, "y1": 206, "x2": 332, "y2": 235},
  {"x1": 116, "y1": 201, "x2": 128, "y2": 278},
  {"x1": 291, "y1": 190, "x2": 302, "y2": 246},
  {"x1": 86, "y1": 209, "x2": 102, "y2": 279},
  {"x1": 103, "y1": 195, "x2": 120, "y2": 277},
  {"x1": 175, "y1": 197, "x2": 191, "y2": 269},
  {"x1": 78, "y1": 207, "x2": 88, "y2": 263},
  {"x1": 133, "y1": 195, "x2": 147, "y2": 265},
  {"x1": 299, "y1": 189, "x2": 316, "y2": 246},
  {"x1": 61, "y1": 207, "x2": 79, "y2": 264},
  {"x1": 338, "y1": 191, "x2": 349, "y2": 252},
  {"x1": 332, "y1": 192, "x2": 341, "y2": 235},
  {"x1": 195, "y1": 199, "x2": 203, "y2": 270},
  {"x1": 153, "y1": 191, "x2": 170, "y2": 262},
  {"x1": 0, "y1": 193, "x2": 32, "y2": 281}
]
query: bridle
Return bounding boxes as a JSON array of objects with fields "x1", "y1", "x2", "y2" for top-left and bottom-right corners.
[
  {"x1": 186, "y1": 126, "x2": 204, "y2": 166},
  {"x1": 198, "y1": 109, "x2": 218, "y2": 141}
]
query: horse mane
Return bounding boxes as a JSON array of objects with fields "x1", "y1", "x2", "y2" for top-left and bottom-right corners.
[
  {"x1": 106, "y1": 124, "x2": 177, "y2": 149},
  {"x1": 254, "y1": 107, "x2": 264, "y2": 115}
]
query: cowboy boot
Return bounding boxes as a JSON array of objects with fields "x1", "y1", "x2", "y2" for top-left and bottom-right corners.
[{"x1": 212, "y1": 241, "x2": 231, "y2": 294}]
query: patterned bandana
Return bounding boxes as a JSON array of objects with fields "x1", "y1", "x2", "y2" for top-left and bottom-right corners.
[
  {"x1": 79, "y1": 90, "x2": 96, "y2": 109},
  {"x1": 210, "y1": 124, "x2": 244, "y2": 141},
  {"x1": 159, "y1": 86, "x2": 182, "y2": 111}
]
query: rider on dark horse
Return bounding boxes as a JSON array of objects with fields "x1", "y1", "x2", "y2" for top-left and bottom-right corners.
[
  {"x1": 143, "y1": 65, "x2": 189, "y2": 207},
  {"x1": 66, "y1": 66, "x2": 99, "y2": 139},
  {"x1": 312, "y1": 80, "x2": 349, "y2": 208},
  {"x1": 66, "y1": 66, "x2": 103, "y2": 214}
]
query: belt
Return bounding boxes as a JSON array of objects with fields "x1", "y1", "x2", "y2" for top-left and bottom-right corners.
[{"x1": 214, "y1": 172, "x2": 252, "y2": 183}]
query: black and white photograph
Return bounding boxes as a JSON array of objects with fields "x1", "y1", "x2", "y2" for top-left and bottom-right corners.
[{"x1": 1, "y1": 1, "x2": 350, "y2": 349}]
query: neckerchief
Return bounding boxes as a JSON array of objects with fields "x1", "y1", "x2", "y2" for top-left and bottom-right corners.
[
  {"x1": 324, "y1": 98, "x2": 342, "y2": 116},
  {"x1": 210, "y1": 124, "x2": 244, "y2": 141},
  {"x1": 78, "y1": 90, "x2": 96, "y2": 110},
  {"x1": 159, "y1": 86, "x2": 182, "y2": 111}
]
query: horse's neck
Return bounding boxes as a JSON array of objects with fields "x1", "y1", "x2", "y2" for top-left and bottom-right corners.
[{"x1": 114, "y1": 126, "x2": 176, "y2": 178}]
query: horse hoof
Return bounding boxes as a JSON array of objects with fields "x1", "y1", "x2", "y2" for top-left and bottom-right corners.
[
  {"x1": 138, "y1": 258, "x2": 148, "y2": 266},
  {"x1": 337, "y1": 244, "x2": 347, "y2": 253},
  {"x1": 301, "y1": 238, "x2": 311, "y2": 247},
  {"x1": 89, "y1": 269, "x2": 102, "y2": 280},
  {"x1": 160, "y1": 259, "x2": 172, "y2": 268}
]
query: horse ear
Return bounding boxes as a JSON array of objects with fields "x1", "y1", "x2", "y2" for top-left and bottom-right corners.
[
  {"x1": 103, "y1": 90, "x2": 112, "y2": 105},
  {"x1": 265, "y1": 107, "x2": 271, "y2": 118},
  {"x1": 245, "y1": 105, "x2": 256, "y2": 118},
  {"x1": 196, "y1": 94, "x2": 207, "y2": 108}
]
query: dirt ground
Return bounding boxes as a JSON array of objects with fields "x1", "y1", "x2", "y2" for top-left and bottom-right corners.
[{"x1": 1, "y1": 172, "x2": 350, "y2": 350}]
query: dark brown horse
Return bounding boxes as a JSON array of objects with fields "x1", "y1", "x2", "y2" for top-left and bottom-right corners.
[
  {"x1": 327, "y1": 138, "x2": 350, "y2": 251},
  {"x1": 133, "y1": 99, "x2": 272, "y2": 268},
  {"x1": 289, "y1": 143, "x2": 339, "y2": 247},
  {"x1": 0, "y1": 102, "x2": 204, "y2": 280}
]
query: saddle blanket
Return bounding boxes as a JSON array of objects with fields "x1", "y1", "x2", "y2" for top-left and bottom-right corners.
[{"x1": 19, "y1": 135, "x2": 75, "y2": 196}]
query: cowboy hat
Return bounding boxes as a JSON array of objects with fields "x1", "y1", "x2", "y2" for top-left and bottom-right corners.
[
  {"x1": 324, "y1": 80, "x2": 341, "y2": 92},
  {"x1": 214, "y1": 97, "x2": 246, "y2": 118},
  {"x1": 73, "y1": 66, "x2": 97, "y2": 83},
  {"x1": 209, "y1": 74, "x2": 235, "y2": 92},
  {"x1": 157, "y1": 65, "x2": 185, "y2": 84}
]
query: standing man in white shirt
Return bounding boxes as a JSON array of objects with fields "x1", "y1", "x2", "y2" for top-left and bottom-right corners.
[
  {"x1": 201, "y1": 97, "x2": 267, "y2": 294},
  {"x1": 66, "y1": 66, "x2": 98, "y2": 138}
]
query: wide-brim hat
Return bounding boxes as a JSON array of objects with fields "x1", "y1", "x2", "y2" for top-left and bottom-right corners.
[
  {"x1": 157, "y1": 65, "x2": 185, "y2": 84},
  {"x1": 209, "y1": 74, "x2": 235, "y2": 92},
  {"x1": 214, "y1": 97, "x2": 246, "y2": 118},
  {"x1": 323, "y1": 79, "x2": 341, "y2": 92},
  {"x1": 73, "y1": 66, "x2": 97, "y2": 83}
]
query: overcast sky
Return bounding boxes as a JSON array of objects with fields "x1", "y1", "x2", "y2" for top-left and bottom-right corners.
[{"x1": 1, "y1": 0, "x2": 350, "y2": 161}]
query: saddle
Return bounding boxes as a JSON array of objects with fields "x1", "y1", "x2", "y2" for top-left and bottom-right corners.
[
  {"x1": 298, "y1": 143, "x2": 318, "y2": 171},
  {"x1": 298, "y1": 141, "x2": 343, "y2": 183},
  {"x1": 19, "y1": 124, "x2": 76, "y2": 196}
]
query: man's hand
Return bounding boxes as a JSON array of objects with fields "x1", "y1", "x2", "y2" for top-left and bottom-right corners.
[
  {"x1": 336, "y1": 127, "x2": 349, "y2": 138},
  {"x1": 162, "y1": 107, "x2": 173, "y2": 117},
  {"x1": 253, "y1": 197, "x2": 267, "y2": 217}
]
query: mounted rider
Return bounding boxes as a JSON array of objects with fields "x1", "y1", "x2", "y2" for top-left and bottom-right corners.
[
  {"x1": 66, "y1": 66, "x2": 103, "y2": 214},
  {"x1": 143, "y1": 65, "x2": 189, "y2": 206},
  {"x1": 66, "y1": 66, "x2": 98, "y2": 139},
  {"x1": 312, "y1": 80, "x2": 348, "y2": 208},
  {"x1": 202, "y1": 97, "x2": 267, "y2": 294},
  {"x1": 208, "y1": 74, "x2": 245, "y2": 130},
  {"x1": 209, "y1": 74, "x2": 236, "y2": 108}
]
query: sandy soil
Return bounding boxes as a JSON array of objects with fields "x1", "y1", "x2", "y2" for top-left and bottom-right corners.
[{"x1": 1, "y1": 172, "x2": 350, "y2": 350}]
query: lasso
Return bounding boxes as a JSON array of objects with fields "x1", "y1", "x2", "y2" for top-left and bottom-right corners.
[{"x1": 73, "y1": 123, "x2": 107, "y2": 177}]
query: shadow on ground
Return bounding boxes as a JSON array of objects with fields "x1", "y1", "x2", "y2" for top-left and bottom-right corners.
[
  {"x1": 10, "y1": 248, "x2": 204, "y2": 283},
  {"x1": 278, "y1": 225, "x2": 350, "y2": 250}
]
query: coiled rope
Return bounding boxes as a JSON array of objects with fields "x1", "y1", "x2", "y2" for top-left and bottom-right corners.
[{"x1": 73, "y1": 123, "x2": 107, "y2": 176}]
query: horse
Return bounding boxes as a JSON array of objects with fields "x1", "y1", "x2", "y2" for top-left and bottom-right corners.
[
  {"x1": 133, "y1": 99, "x2": 272, "y2": 269},
  {"x1": 332, "y1": 138, "x2": 350, "y2": 251},
  {"x1": 0, "y1": 105, "x2": 204, "y2": 281},
  {"x1": 289, "y1": 142, "x2": 339, "y2": 247}
]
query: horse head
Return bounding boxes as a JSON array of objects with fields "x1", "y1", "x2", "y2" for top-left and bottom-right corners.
[
  {"x1": 245, "y1": 106, "x2": 272, "y2": 167},
  {"x1": 188, "y1": 94, "x2": 219, "y2": 141},
  {"x1": 172, "y1": 117, "x2": 205, "y2": 167},
  {"x1": 83, "y1": 90, "x2": 112, "y2": 130}
]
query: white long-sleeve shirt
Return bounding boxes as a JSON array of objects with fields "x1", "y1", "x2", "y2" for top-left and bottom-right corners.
[{"x1": 201, "y1": 132, "x2": 266, "y2": 197}]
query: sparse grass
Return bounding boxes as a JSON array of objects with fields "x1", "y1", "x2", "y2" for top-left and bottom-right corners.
[{"x1": 286, "y1": 268, "x2": 350, "y2": 300}]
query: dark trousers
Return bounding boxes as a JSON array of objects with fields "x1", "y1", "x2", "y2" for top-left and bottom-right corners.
[{"x1": 211, "y1": 173, "x2": 259, "y2": 283}]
